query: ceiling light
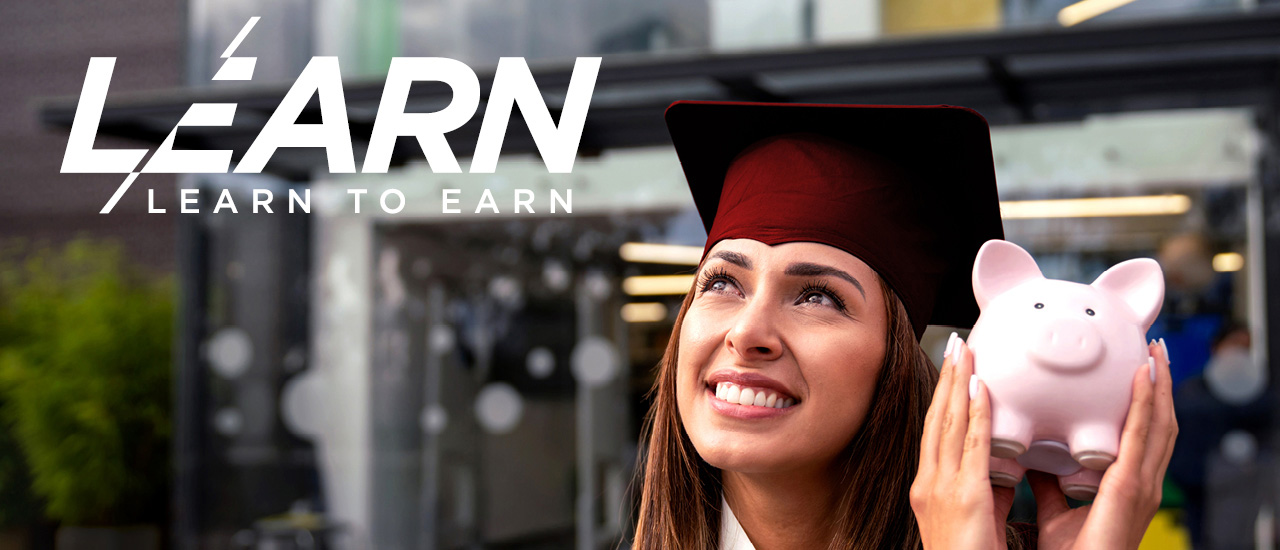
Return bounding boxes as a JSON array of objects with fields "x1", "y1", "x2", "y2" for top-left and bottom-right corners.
[
  {"x1": 621, "y1": 302, "x2": 669, "y2": 323},
  {"x1": 1213, "y1": 252, "x2": 1244, "y2": 273},
  {"x1": 999, "y1": 194, "x2": 1190, "y2": 219},
  {"x1": 1058, "y1": 0, "x2": 1140, "y2": 26},
  {"x1": 622, "y1": 274, "x2": 696, "y2": 296},
  {"x1": 619, "y1": 243, "x2": 703, "y2": 265}
]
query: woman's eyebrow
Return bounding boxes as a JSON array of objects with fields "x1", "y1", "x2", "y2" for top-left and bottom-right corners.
[
  {"x1": 785, "y1": 262, "x2": 867, "y2": 300},
  {"x1": 710, "y1": 251, "x2": 752, "y2": 269}
]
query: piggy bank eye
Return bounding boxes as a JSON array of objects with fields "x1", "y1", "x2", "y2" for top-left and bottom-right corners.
[
  {"x1": 1034, "y1": 303, "x2": 1044, "y2": 309},
  {"x1": 1086, "y1": 308, "x2": 1096, "y2": 316}
]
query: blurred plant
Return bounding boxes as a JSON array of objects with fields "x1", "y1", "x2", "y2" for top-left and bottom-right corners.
[
  {"x1": 0, "y1": 397, "x2": 39, "y2": 528},
  {"x1": 0, "y1": 239, "x2": 173, "y2": 526}
]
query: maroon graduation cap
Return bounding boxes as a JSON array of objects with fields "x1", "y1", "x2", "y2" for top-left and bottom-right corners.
[{"x1": 665, "y1": 100, "x2": 1005, "y2": 338}]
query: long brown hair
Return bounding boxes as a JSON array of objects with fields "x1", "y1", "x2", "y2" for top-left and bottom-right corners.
[{"x1": 633, "y1": 274, "x2": 937, "y2": 550}]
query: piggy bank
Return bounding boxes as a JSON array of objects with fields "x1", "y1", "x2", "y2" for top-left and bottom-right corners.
[{"x1": 966, "y1": 239, "x2": 1164, "y2": 500}]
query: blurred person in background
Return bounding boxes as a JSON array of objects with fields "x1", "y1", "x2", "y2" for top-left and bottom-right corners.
[
  {"x1": 1168, "y1": 321, "x2": 1271, "y2": 548},
  {"x1": 1152, "y1": 234, "x2": 1236, "y2": 389}
]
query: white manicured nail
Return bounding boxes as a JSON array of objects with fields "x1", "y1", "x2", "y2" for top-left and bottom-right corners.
[
  {"x1": 969, "y1": 375, "x2": 978, "y2": 400},
  {"x1": 951, "y1": 338, "x2": 965, "y2": 363},
  {"x1": 944, "y1": 332, "x2": 958, "y2": 361},
  {"x1": 1159, "y1": 338, "x2": 1170, "y2": 365},
  {"x1": 1148, "y1": 356, "x2": 1156, "y2": 383}
]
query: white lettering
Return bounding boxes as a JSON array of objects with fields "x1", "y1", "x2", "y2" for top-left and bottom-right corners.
[
  {"x1": 347, "y1": 188, "x2": 367, "y2": 214},
  {"x1": 213, "y1": 188, "x2": 238, "y2": 213},
  {"x1": 475, "y1": 188, "x2": 499, "y2": 213},
  {"x1": 381, "y1": 189, "x2": 405, "y2": 214},
  {"x1": 289, "y1": 188, "x2": 310, "y2": 213},
  {"x1": 551, "y1": 189, "x2": 571, "y2": 213},
  {"x1": 237, "y1": 57, "x2": 355, "y2": 174},
  {"x1": 471, "y1": 57, "x2": 599, "y2": 173},
  {"x1": 148, "y1": 188, "x2": 166, "y2": 213},
  {"x1": 442, "y1": 189, "x2": 461, "y2": 213},
  {"x1": 181, "y1": 188, "x2": 200, "y2": 213},
  {"x1": 143, "y1": 103, "x2": 236, "y2": 173},
  {"x1": 253, "y1": 189, "x2": 274, "y2": 213},
  {"x1": 514, "y1": 189, "x2": 535, "y2": 213},
  {"x1": 62, "y1": 58, "x2": 146, "y2": 174},
  {"x1": 363, "y1": 58, "x2": 480, "y2": 174}
]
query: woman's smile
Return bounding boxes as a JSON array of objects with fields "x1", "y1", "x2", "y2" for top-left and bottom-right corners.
[
  {"x1": 710, "y1": 382, "x2": 794, "y2": 409},
  {"x1": 702, "y1": 369, "x2": 800, "y2": 419}
]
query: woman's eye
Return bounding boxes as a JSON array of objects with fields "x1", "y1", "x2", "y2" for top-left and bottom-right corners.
[
  {"x1": 797, "y1": 288, "x2": 845, "y2": 311},
  {"x1": 801, "y1": 292, "x2": 830, "y2": 305},
  {"x1": 699, "y1": 272, "x2": 740, "y2": 296}
]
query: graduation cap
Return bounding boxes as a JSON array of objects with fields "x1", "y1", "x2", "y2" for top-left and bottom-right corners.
[{"x1": 665, "y1": 101, "x2": 1005, "y2": 338}]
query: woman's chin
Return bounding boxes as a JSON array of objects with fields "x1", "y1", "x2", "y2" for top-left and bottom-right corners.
[{"x1": 692, "y1": 434, "x2": 807, "y2": 474}]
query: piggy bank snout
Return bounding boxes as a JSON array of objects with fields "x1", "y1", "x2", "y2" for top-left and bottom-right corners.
[{"x1": 1028, "y1": 316, "x2": 1104, "y2": 371}]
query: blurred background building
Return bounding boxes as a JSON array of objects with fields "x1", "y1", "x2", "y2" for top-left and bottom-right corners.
[
  {"x1": 1, "y1": 1, "x2": 180, "y2": 272},
  {"x1": 7, "y1": 0, "x2": 1280, "y2": 548}
]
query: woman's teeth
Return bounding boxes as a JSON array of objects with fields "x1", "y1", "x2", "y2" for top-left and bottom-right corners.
[{"x1": 713, "y1": 382, "x2": 794, "y2": 408}]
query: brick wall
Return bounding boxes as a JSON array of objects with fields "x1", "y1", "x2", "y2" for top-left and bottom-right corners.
[{"x1": 0, "y1": 0, "x2": 182, "y2": 272}]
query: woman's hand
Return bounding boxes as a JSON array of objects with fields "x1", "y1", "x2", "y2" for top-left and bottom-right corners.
[
  {"x1": 912, "y1": 335, "x2": 1016, "y2": 550},
  {"x1": 1031, "y1": 340, "x2": 1178, "y2": 550}
]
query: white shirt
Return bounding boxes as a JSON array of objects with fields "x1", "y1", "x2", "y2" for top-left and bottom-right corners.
[{"x1": 720, "y1": 496, "x2": 758, "y2": 550}]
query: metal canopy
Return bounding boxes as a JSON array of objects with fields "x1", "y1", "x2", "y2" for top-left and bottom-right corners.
[{"x1": 39, "y1": 10, "x2": 1280, "y2": 180}]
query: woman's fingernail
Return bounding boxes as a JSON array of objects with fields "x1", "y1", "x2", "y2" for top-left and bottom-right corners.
[
  {"x1": 1159, "y1": 338, "x2": 1170, "y2": 365},
  {"x1": 952, "y1": 338, "x2": 966, "y2": 363},
  {"x1": 944, "y1": 332, "x2": 958, "y2": 360},
  {"x1": 1148, "y1": 356, "x2": 1156, "y2": 383},
  {"x1": 969, "y1": 375, "x2": 978, "y2": 399}
]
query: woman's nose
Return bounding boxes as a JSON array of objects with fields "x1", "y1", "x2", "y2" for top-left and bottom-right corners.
[{"x1": 725, "y1": 298, "x2": 784, "y2": 362}]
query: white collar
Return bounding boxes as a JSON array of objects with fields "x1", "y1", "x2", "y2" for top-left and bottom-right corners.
[{"x1": 720, "y1": 496, "x2": 758, "y2": 550}]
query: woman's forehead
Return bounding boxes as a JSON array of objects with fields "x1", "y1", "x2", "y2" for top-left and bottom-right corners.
[{"x1": 704, "y1": 239, "x2": 877, "y2": 276}]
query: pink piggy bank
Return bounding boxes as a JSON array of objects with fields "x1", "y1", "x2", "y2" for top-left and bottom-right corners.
[{"x1": 966, "y1": 239, "x2": 1164, "y2": 501}]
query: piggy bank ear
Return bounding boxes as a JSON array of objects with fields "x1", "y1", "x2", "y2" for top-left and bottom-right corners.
[
  {"x1": 1091, "y1": 258, "x2": 1165, "y2": 330},
  {"x1": 972, "y1": 240, "x2": 1044, "y2": 310}
]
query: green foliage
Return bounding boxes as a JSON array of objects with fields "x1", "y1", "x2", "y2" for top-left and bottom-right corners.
[
  {"x1": 0, "y1": 240, "x2": 173, "y2": 526},
  {"x1": 0, "y1": 398, "x2": 39, "y2": 527}
]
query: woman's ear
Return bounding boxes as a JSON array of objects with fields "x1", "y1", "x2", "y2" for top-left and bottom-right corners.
[
  {"x1": 1091, "y1": 258, "x2": 1165, "y2": 331},
  {"x1": 972, "y1": 239, "x2": 1044, "y2": 310}
]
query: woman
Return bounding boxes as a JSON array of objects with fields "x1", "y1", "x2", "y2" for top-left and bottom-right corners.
[{"x1": 632, "y1": 101, "x2": 1177, "y2": 549}]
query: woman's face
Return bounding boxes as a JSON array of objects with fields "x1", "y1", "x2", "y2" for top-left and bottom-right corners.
[{"x1": 677, "y1": 239, "x2": 889, "y2": 475}]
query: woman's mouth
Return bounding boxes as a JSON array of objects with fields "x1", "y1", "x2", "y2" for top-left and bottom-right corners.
[{"x1": 709, "y1": 382, "x2": 796, "y2": 409}]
